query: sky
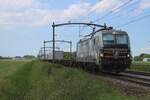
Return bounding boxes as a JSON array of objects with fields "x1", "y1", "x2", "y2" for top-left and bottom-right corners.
[{"x1": 0, "y1": 0, "x2": 150, "y2": 57}]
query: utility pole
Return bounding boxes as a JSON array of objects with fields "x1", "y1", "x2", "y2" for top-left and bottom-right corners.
[
  {"x1": 52, "y1": 22, "x2": 55, "y2": 61},
  {"x1": 44, "y1": 40, "x2": 46, "y2": 59},
  {"x1": 70, "y1": 41, "x2": 72, "y2": 59},
  {"x1": 40, "y1": 48, "x2": 43, "y2": 59}
]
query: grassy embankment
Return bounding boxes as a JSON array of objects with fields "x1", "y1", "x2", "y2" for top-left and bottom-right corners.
[
  {"x1": 0, "y1": 60, "x2": 148, "y2": 100},
  {"x1": 130, "y1": 61, "x2": 150, "y2": 72}
]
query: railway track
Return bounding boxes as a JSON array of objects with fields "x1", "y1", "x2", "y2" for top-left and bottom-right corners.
[
  {"x1": 44, "y1": 59, "x2": 150, "y2": 87},
  {"x1": 124, "y1": 70, "x2": 150, "y2": 76},
  {"x1": 98, "y1": 71, "x2": 150, "y2": 87},
  {"x1": 118, "y1": 71, "x2": 150, "y2": 87}
]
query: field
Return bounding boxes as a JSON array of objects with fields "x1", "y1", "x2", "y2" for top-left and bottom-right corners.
[
  {"x1": 0, "y1": 60, "x2": 149, "y2": 100},
  {"x1": 130, "y1": 61, "x2": 150, "y2": 72}
]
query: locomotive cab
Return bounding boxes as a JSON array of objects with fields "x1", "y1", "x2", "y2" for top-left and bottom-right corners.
[{"x1": 100, "y1": 30, "x2": 132, "y2": 72}]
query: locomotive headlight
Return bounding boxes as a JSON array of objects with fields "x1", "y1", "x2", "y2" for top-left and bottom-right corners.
[
  {"x1": 127, "y1": 54, "x2": 130, "y2": 57},
  {"x1": 100, "y1": 53, "x2": 103, "y2": 57}
]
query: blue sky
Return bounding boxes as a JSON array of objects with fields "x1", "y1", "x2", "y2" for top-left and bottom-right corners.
[{"x1": 0, "y1": 0, "x2": 150, "y2": 57}]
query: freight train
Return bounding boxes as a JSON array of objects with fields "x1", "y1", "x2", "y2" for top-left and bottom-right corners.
[{"x1": 76, "y1": 28, "x2": 132, "y2": 73}]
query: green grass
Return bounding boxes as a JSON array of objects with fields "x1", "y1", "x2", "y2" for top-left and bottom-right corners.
[
  {"x1": 130, "y1": 61, "x2": 150, "y2": 72},
  {"x1": 0, "y1": 60, "x2": 29, "y2": 78},
  {"x1": 0, "y1": 60, "x2": 148, "y2": 100}
]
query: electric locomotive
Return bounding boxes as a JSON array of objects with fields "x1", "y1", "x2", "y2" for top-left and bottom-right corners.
[{"x1": 76, "y1": 28, "x2": 132, "y2": 72}]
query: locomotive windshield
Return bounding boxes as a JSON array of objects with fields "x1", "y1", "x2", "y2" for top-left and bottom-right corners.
[
  {"x1": 103, "y1": 33, "x2": 128, "y2": 45},
  {"x1": 103, "y1": 34, "x2": 115, "y2": 45},
  {"x1": 116, "y1": 34, "x2": 128, "y2": 44}
]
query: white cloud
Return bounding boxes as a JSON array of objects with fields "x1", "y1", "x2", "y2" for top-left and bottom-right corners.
[
  {"x1": 60, "y1": 3, "x2": 91, "y2": 21},
  {"x1": 133, "y1": 0, "x2": 150, "y2": 15},
  {"x1": 0, "y1": 1, "x2": 92, "y2": 27},
  {"x1": 139, "y1": 0, "x2": 150, "y2": 9},
  {"x1": 0, "y1": 0, "x2": 34, "y2": 6},
  {"x1": 91, "y1": 0, "x2": 123, "y2": 13},
  {"x1": 0, "y1": 9, "x2": 50, "y2": 26},
  {"x1": 141, "y1": 48, "x2": 150, "y2": 51},
  {"x1": 0, "y1": 0, "x2": 149, "y2": 27},
  {"x1": 140, "y1": 48, "x2": 150, "y2": 54}
]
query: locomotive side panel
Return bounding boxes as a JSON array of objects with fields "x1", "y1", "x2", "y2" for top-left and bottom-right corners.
[
  {"x1": 77, "y1": 39, "x2": 91, "y2": 62},
  {"x1": 77, "y1": 31, "x2": 103, "y2": 64},
  {"x1": 88, "y1": 32, "x2": 103, "y2": 64}
]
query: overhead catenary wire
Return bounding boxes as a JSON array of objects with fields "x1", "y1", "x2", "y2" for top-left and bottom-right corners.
[
  {"x1": 77, "y1": 0, "x2": 127, "y2": 22},
  {"x1": 93, "y1": 0, "x2": 132, "y2": 23},
  {"x1": 117, "y1": 14, "x2": 150, "y2": 28},
  {"x1": 78, "y1": 0, "x2": 132, "y2": 36},
  {"x1": 102, "y1": 0, "x2": 140, "y2": 23}
]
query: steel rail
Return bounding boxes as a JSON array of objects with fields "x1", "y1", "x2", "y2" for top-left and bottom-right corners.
[
  {"x1": 124, "y1": 70, "x2": 150, "y2": 76},
  {"x1": 117, "y1": 74, "x2": 150, "y2": 87},
  {"x1": 97, "y1": 72, "x2": 150, "y2": 87}
]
